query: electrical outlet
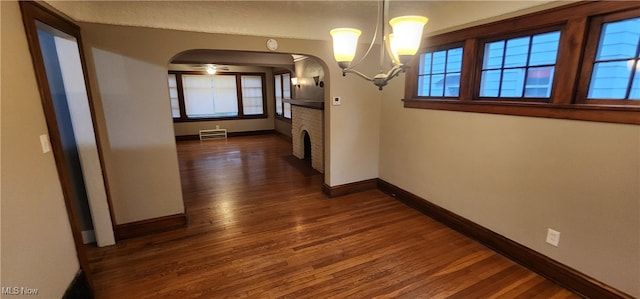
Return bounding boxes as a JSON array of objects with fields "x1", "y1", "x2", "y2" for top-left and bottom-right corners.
[
  {"x1": 332, "y1": 96, "x2": 341, "y2": 106},
  {"x1": 546, "y1": 228, "x2": 560, "y2": 247}
]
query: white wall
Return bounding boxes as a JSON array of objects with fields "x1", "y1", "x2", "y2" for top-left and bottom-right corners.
[
  {"x1": 379, "y1": 30, "x2": 640, "y2": 299},
  {"x1": 1, "y1": 1, "x2": 80, "y2": 296}
]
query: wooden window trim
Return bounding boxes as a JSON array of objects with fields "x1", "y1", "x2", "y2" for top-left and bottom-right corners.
[
  {"x1": 169, "y1": 71, "x2": 268, "y2": 122},
  {"x1": 274, "y1": 70, "x2": 293, "y2": 123},
  {"x1": 473, "y1": 25, "x2": 563, "y2": 102},
  {"x1": 403, "y1": 1, "x2": 640, "y2": 125},
  {"x1": 576, "y1": 8, "x2": 640, "y2": 106},
  {"x1": 415, "y1": 42, "x2": 465, "y2": 99}
]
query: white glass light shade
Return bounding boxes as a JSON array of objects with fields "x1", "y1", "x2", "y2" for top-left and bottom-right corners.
[
  {"x1": 387, "y1": 34, "x2": 400, "y2": 64},
  {"x1": 330, "y1": 28, "x2": 362, "y2": 68},
  {"x1": 291, "y1": 77, "x2": 298, "y2": 85},
  {"x1": 389, "y1": 16, "x2": 428, "y2": 58}
]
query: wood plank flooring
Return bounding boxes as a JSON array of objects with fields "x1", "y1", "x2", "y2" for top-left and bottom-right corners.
[{"x1": 87, "y1": 134, "x2": 579, "y2": 298}]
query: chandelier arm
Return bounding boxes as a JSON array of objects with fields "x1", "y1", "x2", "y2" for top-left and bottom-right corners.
[
  {"x1": 379, "y1": 0, "x2": 389, "y2": 72},
  {"x1": 342, "y1": 68, "x2": 375, "y2": 82},
  {"x1": 383, "y1": 65, "x2": 402, "y2": 80},
  {"x1": 346, "y1": 0, "x2": 382, "y2": 70},
  {"x1": 376, "y1": 65, "x2": 405, "y2": 88}
]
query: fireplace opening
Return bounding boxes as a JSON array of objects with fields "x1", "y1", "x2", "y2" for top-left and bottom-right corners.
[{"x1": 303, "y1": 131, "x2": 312, "y2": 161}]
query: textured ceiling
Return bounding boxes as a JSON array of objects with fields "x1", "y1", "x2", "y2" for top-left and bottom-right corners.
[
  {"x1": 44, "y1": 1, "x2": 570, "y2": 42},
  {"x1": 44, "y1": 1, "x2": 571, "y2": 66}
]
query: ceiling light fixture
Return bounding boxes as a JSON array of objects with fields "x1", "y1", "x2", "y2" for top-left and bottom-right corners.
[
  {"x1": 330, "y1": 0, "x2": 427, "y2": 90},
  {"x1": 206, "y1": 64, "x2": 217, "y2": 75}
]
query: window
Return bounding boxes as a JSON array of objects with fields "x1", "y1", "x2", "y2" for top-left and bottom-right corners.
[
  {"x1": 584, "y1": 15, "x2": 640, "y2": 101},
  {"x1": 275, "y1": 74, "x2": 283, "y2": 116},
  {"x1": 168, "y1": 72, "x2": 266, "y2": 121},
  {"x1": 417, "y1": 47, "x2": 463, "y2": 97},
  {"x1": 479, "y1": 31, "x2": 560, "y2": 99},
  {"x1": 241, "y1": 75, "x2": 265, "y2": 115},
  {"x1": 274, "y1": 71, "x2": 292, "y2": 119},
  {"x1": 183, "y1": 74, "x2": 238, "y2": 118},
  {"x1": 404, "y1": 1, "x2": 640, "y2": 124},
  {"x1": 168, "y1": 74, "x2": 181, "y2": 118}
]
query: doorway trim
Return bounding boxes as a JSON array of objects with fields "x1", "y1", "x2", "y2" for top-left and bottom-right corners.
[{"x1": 20, "y1": 1, "x2": 117, "y2": 291}]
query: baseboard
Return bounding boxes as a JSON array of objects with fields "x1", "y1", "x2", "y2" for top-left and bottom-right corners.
[
  {"x1": 115, "y1": 213, "x2": 187, "y2": 240},
  {"x1": 322, "y1": 178, "x2": 378, "y2": 198},
  {"x1": 376, "y1": 179, "x2": 632, "y2": 299},
  {"x1": 227, "y1": 129, "x2": 275, "y2": 137},
  {"x1": 175, "y1": 130, "x2": 277, "y2": 141},
  {"x1": 176, "y1": 134, "x2": 199, "y2": 141},
  {"x1": 62, "y1": 270, "x2": 93, "y2": 299}
]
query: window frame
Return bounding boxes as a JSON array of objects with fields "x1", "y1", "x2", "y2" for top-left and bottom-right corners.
[
  {"x1": 576, "y1": 8, "x2": 640, "y2": 106},
  {"x1": 403, "y1": 1, "x2": 640, "y2": 125},
  {"x1": 169, "y1": 71, "x2": 268, "y2": 122},
  {"x1": 274, "y1": 70, "x2": 293, "y2": 121},
  {"x1": 474, "y1": 26, "x2": 563, "y2": 102},
  {"x1": 415, "y1": 42, "x2": 465, "y2": 99}
]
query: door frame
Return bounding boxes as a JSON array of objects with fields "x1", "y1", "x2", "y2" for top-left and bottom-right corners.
[{"x1": 19, "y1": 1, "x2": 116, "y2": 291}]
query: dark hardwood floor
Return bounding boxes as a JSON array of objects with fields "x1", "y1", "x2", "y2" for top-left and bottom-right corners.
[{"x1": 87, "y1": 134, "x2": 579, "y2": 298}]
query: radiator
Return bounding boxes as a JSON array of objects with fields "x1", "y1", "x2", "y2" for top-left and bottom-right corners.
[{"x1": 199, "y1": 129, "x2": 227, "y2": 140}]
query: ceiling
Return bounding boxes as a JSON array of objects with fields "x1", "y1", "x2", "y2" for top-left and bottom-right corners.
[
  {"x1": 45, "y1": 1, "x2": 570, "y2": 43},
  {"x1": 43, "y1": 1, "x2": 571, "y2": 68}
]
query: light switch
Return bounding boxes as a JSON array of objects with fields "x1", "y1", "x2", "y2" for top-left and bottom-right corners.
[{"x1": 40, "y1": 134, "x2": 51, "y2": 153}]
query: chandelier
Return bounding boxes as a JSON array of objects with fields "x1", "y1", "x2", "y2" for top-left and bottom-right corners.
[{"x1": 330, "y1": 0, "x2": 428, "y2": 90}]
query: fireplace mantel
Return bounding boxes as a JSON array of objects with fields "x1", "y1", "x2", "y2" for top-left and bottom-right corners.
[{"x1": 284, "y1": 99, "x2": 324, "y2": 110}]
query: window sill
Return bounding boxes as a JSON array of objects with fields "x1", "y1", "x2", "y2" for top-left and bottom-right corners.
[{"x1": 403, "y1": 99, "x2": 640, "y2": 125}]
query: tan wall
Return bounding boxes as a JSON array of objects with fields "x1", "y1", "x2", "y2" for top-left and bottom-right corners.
[
  {"x1": 1, "y1": 1, "x2": 80, "y2": 296},
  {"x1": 379, "y1": 57, "x2": 640, "y2": 298},
  {"x1": 293, "y1": 57, "x2": 325, "y2": 101},
  {"x1": 79, "y1": 22, "x2": 383, "y2": 223},
  {"x1": 87, "y1": 45, "x2": 185, "y2": 224},
  {"x1": 274, "y1": 118, "x2": 292, "y2": 139},
  {"x1": 377, "y1": 2, "x2": 639, "y2": 296}
]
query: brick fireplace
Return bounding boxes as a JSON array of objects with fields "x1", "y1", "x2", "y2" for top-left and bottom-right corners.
[{"x1": 289, "y1": 100, "x2": 324, "y2": 173}]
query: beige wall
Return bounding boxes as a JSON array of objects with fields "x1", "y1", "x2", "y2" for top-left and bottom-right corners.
[
  {"x1": 274, "y1": 118, "x2": 292, "y2": 139},
  {"x1": 79, "y1": 22, "x2": 383, "y2": 221},
  {"x1": 293, "y1": 57, "x2": 325, "y2": 101},
  {"x1": 1, "y1": 1, "x2": 80, "y2": 296},
  {"x1": 379, "y1": 60, "x2": 640, "y2": 298},
  {"x1": 87, "y1": 46, "x2": 185, "y2": 224},
  {"x1": 376, "y1": 2, "x2": 639, "y2": 296}
]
